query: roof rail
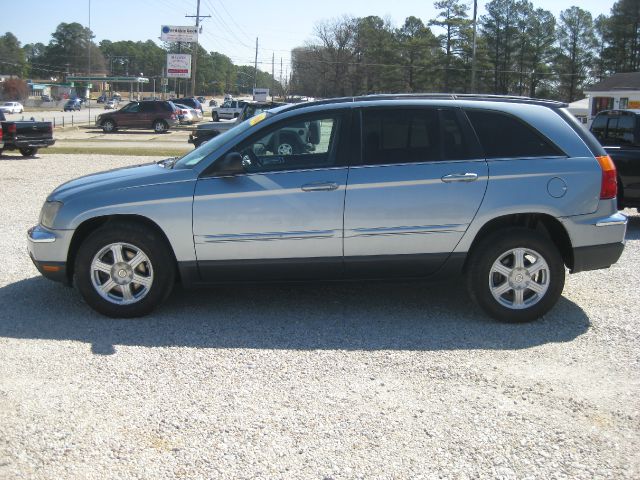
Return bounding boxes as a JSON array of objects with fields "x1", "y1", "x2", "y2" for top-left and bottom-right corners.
[{"x1": 281, "y1": 93, "x2": 567, "y2": 113}]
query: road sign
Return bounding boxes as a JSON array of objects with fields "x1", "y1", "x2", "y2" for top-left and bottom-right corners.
[
  {"x1": 167, "y1": 54, "x2": 192, "y2": 79},
  {"x1": 160, "y1": 25, "x2": 198, "y2": 43}
]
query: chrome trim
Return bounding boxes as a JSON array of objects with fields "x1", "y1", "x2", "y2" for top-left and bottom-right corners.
[
  {"x1": 348, "y1": 224, "x2": 466, "y2": 237},
  {"x1": 301, "y1": 182, "x2": 339, "y2": 192},
  {"x1": 196, "y1": 229, "x2": 336, "y2": 243},
  {"x1": 594, "y1": 212, "x2": 628, "y2": 228},
  {"x1": 441, "y1": 173, "x2": 479, "y2": 183},
  {"x1": 348, "y1": 158, "x2": 488, "y2": 169},
  {"x1": 27, "y1": 225, "x2": 56, "y2": 243}
]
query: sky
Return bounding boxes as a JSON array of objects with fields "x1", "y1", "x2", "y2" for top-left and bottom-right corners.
[{"x1": 2, "y1": 0, "x2": 614, "y2": 75}]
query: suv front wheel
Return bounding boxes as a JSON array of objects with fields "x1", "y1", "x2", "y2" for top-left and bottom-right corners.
[
  {"x1": 467, "y1": 228, "x2": 565, "y2": 322},
  {"x1": 153, "y1": 120, "x2": 168, "y2": 133},
  {"x1": 74, "y1": 222, "x2": 175, "y2": 318}
]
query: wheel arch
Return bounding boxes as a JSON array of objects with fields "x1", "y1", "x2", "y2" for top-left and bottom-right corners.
[
  {"x1": 66, "y1": 214, "x2": 179, "y2": 284},
  {"x1": 463, "y1": 213, "x2": 574, "y2": 272}
]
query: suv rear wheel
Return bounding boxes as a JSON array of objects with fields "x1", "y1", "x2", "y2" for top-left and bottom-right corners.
[
  {"x1": 153, "y1": 120, "x2": 168, "y2": 133},
  {"x1": 467, "y1": 228, "x2": 565, "y2": 322},
  {"x1": 74, "y1": 222, "x2": 175, "y2": 318}
]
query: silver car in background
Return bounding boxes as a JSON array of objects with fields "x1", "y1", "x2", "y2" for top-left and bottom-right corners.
[{"x1": 27, "y1": 94, "x2": 627, "y2": 321}]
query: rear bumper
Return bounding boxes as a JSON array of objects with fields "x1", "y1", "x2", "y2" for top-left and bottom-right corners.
[
  {"x1": 572, "y1": 242, "x2": 625, "y2": 273},
  {"x1": 13, "y1": 138, "x2": 55, "y2": 149},
  {"x1": 565, "y1": 211, "x2": 628, "y2": 273}
]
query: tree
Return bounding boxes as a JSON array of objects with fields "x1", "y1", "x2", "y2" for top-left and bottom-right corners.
[
  {"x1": 1, "y1": 78, "x2": 28, "y2": 100},
  {"x1": 556, "y1": 7, "x2": 596, "y2": 102},
  {"x1": 44, "y1": 22, "x2": 106, "y2": 76},
  {"x1": 429, "y1": 0, "x2": 471, "y2": 92},
  {"x1": 481, "y1": 0, "x2": 520, "y2": 94},
  {"x1": 396, "y1": 17, "x2": 441, "y2": 92},
  {"x1": 0, "y1": 32, "x2": 27, "y2": 77}
]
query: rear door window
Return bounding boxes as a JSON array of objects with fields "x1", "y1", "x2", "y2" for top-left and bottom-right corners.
[
  {"x1": 361, "y1": 108, "x2": 479, "y2": 165},
  {"x1": 466, "y1": 109, "x2": 563, "y2": 158}
]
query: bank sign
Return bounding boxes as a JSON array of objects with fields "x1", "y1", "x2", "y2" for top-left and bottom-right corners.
[
  {"x1": 160, "y1": 25, "x2": 198, "y2": 43},
  {"x1": 167, "y1": 54, "x2": 192, "y2": 79}
]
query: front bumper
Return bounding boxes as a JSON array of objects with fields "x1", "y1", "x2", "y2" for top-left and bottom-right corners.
[{"x1": 27, "y1": 225, "x2": 73, "y2": 284}]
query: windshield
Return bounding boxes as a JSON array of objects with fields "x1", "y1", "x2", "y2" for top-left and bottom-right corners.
[{"x1": 174, "y1": 118, "x2": 258, "y2": 168}]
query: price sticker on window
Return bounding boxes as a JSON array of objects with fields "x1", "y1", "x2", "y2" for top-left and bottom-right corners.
[{"x1": 249, "y1": 112, "x2": 267, "y2": 126}]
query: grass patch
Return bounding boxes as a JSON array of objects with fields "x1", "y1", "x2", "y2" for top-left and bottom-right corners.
[{"x1": 46, "y1": 146, "x2": 190, "y2": 156}]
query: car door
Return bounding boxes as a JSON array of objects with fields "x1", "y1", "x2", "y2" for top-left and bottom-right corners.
[
  {"x1": 343, "y1": 107, "x2": 488, "y2": 277},
  {"x1": 192, "y1": 111, "x2": 351, "y2": 281},
  {"x1": 115, "y1": 102, "x2": 141, "y2": 128},
  {"x1": 138, "y1": 102, "x2": 157, "y2": 128}
]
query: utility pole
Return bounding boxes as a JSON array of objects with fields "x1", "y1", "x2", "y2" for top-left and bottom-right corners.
[
  {"x1": 88, "y1": 0, "x2": 91, "y2": 122},
  {"x1": 271, "y1": 51, "x2": 275, "y2": 100},
  {"x1": 253, "y1": 37, "x2": 259, "y2": 92},
  {"x1": 186, "y1": 0, "x2": 210, "y2": 97},
  {"x1": 471, "y1": 0, "x2": 478, "y2": 93}
]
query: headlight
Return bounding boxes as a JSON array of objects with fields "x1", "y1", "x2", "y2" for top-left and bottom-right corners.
[{"x1": 39, "y1": 201, "x2": 63, "y2": 228}]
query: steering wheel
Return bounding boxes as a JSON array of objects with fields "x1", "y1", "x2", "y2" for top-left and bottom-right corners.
[{"x1": 242, "y1": 148, "x2": 261, "y2": 169}]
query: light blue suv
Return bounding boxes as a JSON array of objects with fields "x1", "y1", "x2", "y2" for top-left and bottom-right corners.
[{"x1": 27, "y1": 95, "x2": 627, "y2": 321}]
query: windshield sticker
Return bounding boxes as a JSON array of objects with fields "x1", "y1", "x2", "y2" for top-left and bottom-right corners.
[{"x1": 249, "y1": 112, "x2": 267, "y2": 126}]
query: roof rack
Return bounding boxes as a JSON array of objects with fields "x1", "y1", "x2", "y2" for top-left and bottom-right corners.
[{"x1": 282, "y1": 93, "x2": 567, "y2": 113}]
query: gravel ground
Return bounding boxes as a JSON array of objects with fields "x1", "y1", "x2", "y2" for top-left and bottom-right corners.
[{"x1": 0, "y1": 153, "x2": 639, "y2": 479}]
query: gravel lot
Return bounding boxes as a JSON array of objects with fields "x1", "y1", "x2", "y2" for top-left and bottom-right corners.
[{"x1": 0, "y1": 152, "x2": 639, "y2": 479}]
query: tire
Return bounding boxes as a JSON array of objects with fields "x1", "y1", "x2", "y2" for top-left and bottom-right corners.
[
  {"x1": 74, "y1": 222, "x2": 176, "y2": 318},
  {"x1": 102, "y1": 119, "x2": 116, "y2": 133},
  {"x1": 467, "y1": 228, "x2": 565, "y2": 323},
  {"x1": 212, "y1": 112, "x2": 219, "y2": 121},
  {"x1": 275, "y1": 140, "x2": 299, "y2": 156},
  {"x1": 19, "y1": 147, "x2": 38, "y2": 157},
  {"x1": 153, "y1": 120, "x2": 168, "y2": 133},
  {"x1": 233, "y1": 112, "x2": 239, "y2": 118}
]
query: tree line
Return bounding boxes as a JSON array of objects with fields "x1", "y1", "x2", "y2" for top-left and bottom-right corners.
[
  {"x1": 0, "y1": 23, "x2": 278, "y2": 97},
  {"x1": 0, "y1": 0, "x2": 638, "y2": 102},
  {"x1": 291, "y1": 0, "x2": 639, "y2": 102}
]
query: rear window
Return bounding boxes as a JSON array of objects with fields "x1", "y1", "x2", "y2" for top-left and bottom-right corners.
[
  {"x1": 159, "y1": 101, "x2": 176, "y2": 112},
  {"x1": 466, "y1": 109, "x2": 563, "y2": 159}
]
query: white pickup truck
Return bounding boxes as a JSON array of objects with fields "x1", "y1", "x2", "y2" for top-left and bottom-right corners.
[{"x1": 210, "y1": 99, "x2": 247, "y2": 121}]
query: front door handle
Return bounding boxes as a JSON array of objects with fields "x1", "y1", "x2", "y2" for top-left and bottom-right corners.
[
  {"x1": 301, "y1": 182, "x2": 339, "y2": 192},
  {"x1": 441, "y1": 173, "x2": 478, "y2": 183}
]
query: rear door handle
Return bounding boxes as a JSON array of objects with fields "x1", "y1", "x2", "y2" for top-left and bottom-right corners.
[
  {"x1": 441, "y1": 173, "x2": 478, "y2": 183},
  {"x1": 301, "y1": 182, "x2": 339, "y2": 192}
]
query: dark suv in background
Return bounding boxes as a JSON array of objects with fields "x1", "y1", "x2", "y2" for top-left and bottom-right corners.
[
  {"x1": 95, "y1": 100, "x2": 179, "y2": 133},
  {"x1": 590, "y1": 109, "x2": 640, "y2": 210},
  {"x1": 174, "y1": 97, "x2": 203, "y2": 113}
]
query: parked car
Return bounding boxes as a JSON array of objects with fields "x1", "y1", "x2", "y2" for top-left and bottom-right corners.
[
  {"x1": 97, "y1": 94, "x2": 107, "y2": 103},
  {"x1": 0, "y1": 102, "x2": 24, "y2": 114},
  {"x1": 175, "y1": 97, "x2": 203, "y2": 114},
  {"x1": 211, "y1": 99, "x2": 246, "y2": 121},
  {"x1": 209, "y1": 99, "x2": 218, "y2": 107},
  {"x1": 95, "y1": 100, "x2": 179, "y2": 133},
  {"x1": 590, "y1": 109, "x2": 640, "y2": 210},
  {"x1": 41, "y1": 95, "x2": 52, "y2": 102},
  {"x1": 104, "y1": 100, "x2": 118, "y2": 110},
  {"x1": 189, "y1": 101, "x2": 285, "y2": 147},
  {"x1": 28, "y1": 94, "x2": 627, "y2": 320},
  {"x1": 197, "y1": 96, "x2": 206, "y2": 103},
  {"x1": 0, "y1": 111, "x2": 55, "y2": 157},
  {"x1": 63, "y1": 99, "x2": 82, "y2": 112},
  {"x1": 174, "y1": 103, "x2": 203, "y2": 124}
]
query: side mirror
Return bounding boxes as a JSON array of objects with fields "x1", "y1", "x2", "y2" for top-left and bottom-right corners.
[{"x1": 215, "y1": 152, "x2": 244, "y2": 176}]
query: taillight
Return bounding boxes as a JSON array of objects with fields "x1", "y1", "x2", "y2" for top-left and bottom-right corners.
[
  {"x1": 0, "y1": 127, "x2": 3, "y2": 141},
  {"x1": 7, "y1": 123, "x2": 16, "y2": 134},
  {"x1": 596, "y1": 155, "x2": 617, "y2": 200}
]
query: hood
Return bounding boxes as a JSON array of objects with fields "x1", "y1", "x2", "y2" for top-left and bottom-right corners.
[
  {"x1": 48, "y1": 162, "x2": 196, "y2": 202},
  {"x1": 197, "y1": 119, "x2": 239, "y2": 132}
]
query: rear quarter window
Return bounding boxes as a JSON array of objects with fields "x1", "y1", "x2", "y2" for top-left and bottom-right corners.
[{"x1": 465, "y1": 109, "x2": 563, "y2": 159}]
